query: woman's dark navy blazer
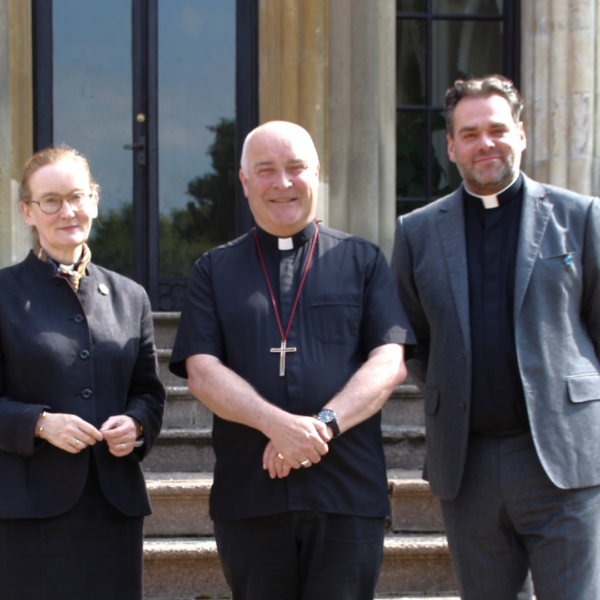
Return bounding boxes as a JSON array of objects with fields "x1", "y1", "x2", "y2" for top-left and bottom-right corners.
[{"x1": 0, "y1": 251, "x2": 165, "y2": 518}]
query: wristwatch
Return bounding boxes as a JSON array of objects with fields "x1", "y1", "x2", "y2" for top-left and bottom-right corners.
[{"x1": 317, "y1": 409, "x2": 341, "y2": 438}]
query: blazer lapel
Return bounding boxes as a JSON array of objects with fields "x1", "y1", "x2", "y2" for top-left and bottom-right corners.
[
  {"x1": 436, "y1": 189, "x2": 471, "y2": 353},
  {"x1": 514, "y1": 175, "x2": 552, "y2": 320}
]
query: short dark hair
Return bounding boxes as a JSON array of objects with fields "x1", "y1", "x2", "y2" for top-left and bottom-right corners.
[{"x1": 444, "y1": 75, "x2": 524, "y2": 135}]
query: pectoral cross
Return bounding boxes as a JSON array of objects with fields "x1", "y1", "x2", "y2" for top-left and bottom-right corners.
[{"x1": 271, "y1": 339, "x2": 297, "y2": 377}]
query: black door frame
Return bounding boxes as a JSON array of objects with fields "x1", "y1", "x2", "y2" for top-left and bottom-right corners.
[{"x1": 32, "y1": 0, "x2": 258, "y2": 308}]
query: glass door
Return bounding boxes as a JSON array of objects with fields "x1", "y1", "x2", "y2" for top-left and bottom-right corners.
[
  {"x1": 32, "y1": 0, "x2": 257, "y2": 309},
  {"x1": 157, "y1": 0, "x2": 236, "y2": 309}
]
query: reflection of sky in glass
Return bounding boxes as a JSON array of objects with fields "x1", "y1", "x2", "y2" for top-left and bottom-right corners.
[
  {"x1": 159, "y1": 0, "x2": 235, "y2": 214},
  {"x1": 53, "y1": 0, "x2": 132, "y2": 213},
  {"x1": 52, "y1": 0, "x2": 236, "y2": 216}
]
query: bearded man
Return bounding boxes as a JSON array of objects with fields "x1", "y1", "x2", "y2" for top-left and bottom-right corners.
[{"x1": 392, "y1": 75, "x2": 600, "y2": 600}]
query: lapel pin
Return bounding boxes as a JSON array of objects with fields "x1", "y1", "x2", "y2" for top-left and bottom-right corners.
[
  {"x1": 98, "y1": 283, "x2": 110, "y2": 295},
  {"x1": 564, "y1": 255, "x2": 573, "y2": 271}
]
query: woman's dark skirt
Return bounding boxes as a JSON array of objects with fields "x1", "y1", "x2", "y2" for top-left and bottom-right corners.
[{"x1": 0, "y1": 457, "x2": 143, "y2": 600}]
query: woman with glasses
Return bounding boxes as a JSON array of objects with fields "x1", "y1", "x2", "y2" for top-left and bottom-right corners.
[{"x1": 0, "y1": 147, "x2": 165, "y2": 600}]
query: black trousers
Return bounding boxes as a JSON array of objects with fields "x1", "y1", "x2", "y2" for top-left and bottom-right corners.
[{"x1": 214, "y1": 510, "x2": 386, "y2": 600}]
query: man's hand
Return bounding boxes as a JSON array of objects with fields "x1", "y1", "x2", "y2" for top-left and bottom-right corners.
[
  {"x1": 263, "y1": 441, "x2": 293, "y2": 478},
  {"x1": 262, "y1": 415, "x2": 330, "y2": 478}
]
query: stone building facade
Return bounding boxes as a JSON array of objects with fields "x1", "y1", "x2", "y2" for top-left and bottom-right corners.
[{"x1": 0, "y1": 0, "x2": 598, "y2": 284}]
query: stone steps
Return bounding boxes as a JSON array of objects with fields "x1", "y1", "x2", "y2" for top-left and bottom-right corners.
[
  {"x1": 162, "y1": 383, "x2": 425, "y2": 429},
  {"x1": 145, "y1": 597, "x2": 459, "y2": 600},
  {"x1": 147, "y1": 313, "x2": 459, "y2": 598},
  {"x1": 142, "y1": 424, "x2": 425, "y2": 472},
  {"x1": 142, "y1": 534, "x2": 457, "y2": 599},
  {"x1": 143, "y1": 469, "x2": 444, "y2": 537}
]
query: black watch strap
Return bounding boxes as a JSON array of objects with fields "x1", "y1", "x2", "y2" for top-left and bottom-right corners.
[{"x1": 317, "y1": 409, "x2": 341, "y2": 438}]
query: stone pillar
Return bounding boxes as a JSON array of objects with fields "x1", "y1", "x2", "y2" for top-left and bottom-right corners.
[
  {"x1": 259, "y1": 0, "x2": 329, "y2": 224},
  {"x1": 0, "y1": 0, "x2": 33, "y2": 268},
  {"x1": 521, "y1": 0, "x2": 597, "y2": 195},
  {"x1": 259, "y1": 0, "x2": 397, "y2": 256},
  {"x1": 328, "y1": 0, "x2": 396, "y2": 257}
]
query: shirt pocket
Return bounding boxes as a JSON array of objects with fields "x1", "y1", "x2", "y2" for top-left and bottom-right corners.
[
  {"x1": 310, "y1": 294, "x2": 362, "y2": 344},
  {"x1": 537, "y1": 250, "x2": 580, "y2": 285},
  {"x1": 566, "y1": 373, "x2": 600, "y2": 403}
]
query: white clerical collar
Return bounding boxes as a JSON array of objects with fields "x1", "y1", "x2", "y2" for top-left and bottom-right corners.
[
  {"x1": 465, "y1": 175, "x2": 519, "y2": 210},
  {"x1": 278, "y1": 237, "x2": 294, "y2": 250}
]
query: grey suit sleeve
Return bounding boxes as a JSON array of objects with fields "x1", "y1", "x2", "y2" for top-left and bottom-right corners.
[{"x1": 391, "y1": 215, "x2": 430, "y2": 391}]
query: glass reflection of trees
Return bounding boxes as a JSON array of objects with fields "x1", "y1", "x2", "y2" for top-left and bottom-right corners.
[
  {"x1": 90, "y1": 202, "x2": 134, "y2": 277},
  {"x1": 161, "y1": 117, "x2": 236, "y2": 277},
  {"x1": 91, "y1": 118, "x2": 236, "y2": 279},
  {"x1": 396, "y1": 112, "x2": 452, "y2": 216}
]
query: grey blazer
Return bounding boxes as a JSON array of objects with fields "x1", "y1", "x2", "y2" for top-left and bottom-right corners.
[{"x1": 392, "y1": 174, "x2": 600, "y2": 500}]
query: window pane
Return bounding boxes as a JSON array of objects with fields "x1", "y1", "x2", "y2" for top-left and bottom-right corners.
[
  {"x1": 53, "y1": 0, "x2": 133, "y2": 276},
  {"x1": 431, "y1": 112, "x2": 461, "y2": 197},
  {"x1": 397, "y1": 0, "x2": 427, "y2": 12},
  {"x1": 397, "y1": 19, "x2": 426, "y2": 106},
  {"x1": 158, "y1": 0, "x2": 236, "y2": 278},
  {"x1": 433, "y1": 0, "x2": 502, "y2": 14},
  {"x1": 397, "y1": 111, "x2": 428, "y2": 198},
  {"x1": 396, "y1": 199, "x2": 428, "y2": 217},
  {"x1": 431, "y1": 20, "x2": 503, "y2": 106}
]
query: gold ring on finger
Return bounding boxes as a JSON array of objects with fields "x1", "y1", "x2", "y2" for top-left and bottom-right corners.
[
  {"x1": 301, "y1": 460, "x2": 310, "y2": 466},
  {"x1": 75, "y1": 438, "x2": 80, "y2": 446},
  {"x1": 277, "y1": 453, "x2": 285, "y2": 460},
  {"x1": 121, "y1": 443, "x2": 126, "y2": 451}
]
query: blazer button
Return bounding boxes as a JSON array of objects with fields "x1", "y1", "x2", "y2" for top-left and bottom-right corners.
[
  {"x1": 82, "y1": 389, "x2": 93, "y2": 399},
  {"x1": 462, "y1": 350, "x2": 467, "y2": 358},
  {"x1": 79, "y1": 349, "x2": 90, "y2": 360},
  {"x1": 461, "y1": 403, "x2": 467, "y2": 412},
  {"x1": 74, "y1": 314, "x2": 84, "y2": 324}
]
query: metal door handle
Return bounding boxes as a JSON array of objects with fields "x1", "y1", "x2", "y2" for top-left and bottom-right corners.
[{"x1": 123, "y1": 136, "x2": 146, "y2": 166}]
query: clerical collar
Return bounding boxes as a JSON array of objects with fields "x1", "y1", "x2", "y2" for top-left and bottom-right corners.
[
  {"x1": 463, "y1": 173, "x2": 523, "y2": 210},
  {"x1": 255, "y1": 220, "x2": 318, "y2": 251}
]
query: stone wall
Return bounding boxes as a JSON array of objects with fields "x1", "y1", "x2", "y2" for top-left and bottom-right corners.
[
  {"x1": 259, "y1": 0, "x2": 397, "y2": 257},
  {"x1": 0, "y1": 0, "x2": 33, "y2": 268},
  {"x1": 1, "y1": 1, "x2": 600, "y2": 269},
  {"x1": 521, "y1": 0, "x2": 599, "y2": 196}
]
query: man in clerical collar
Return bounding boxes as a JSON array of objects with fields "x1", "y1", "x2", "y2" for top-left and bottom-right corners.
[
  {"x1": 170, "y1": 121, "x2": 415, "y2": 600},
  {"x1": 392, "y1": 75, "x2": 600, "y2": 600}
]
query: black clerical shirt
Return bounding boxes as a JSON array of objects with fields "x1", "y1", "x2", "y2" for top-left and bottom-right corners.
[
  {"x1": 464, "y1": 175, "x2": 529, "y2": 434},
  {"x1": 170, "y1": 221, "x2": 415, "y2": 521}
]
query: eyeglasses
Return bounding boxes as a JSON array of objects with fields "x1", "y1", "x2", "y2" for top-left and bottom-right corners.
[{"x1": 29, "y1": 191, "x2": 94, "y2": 215}]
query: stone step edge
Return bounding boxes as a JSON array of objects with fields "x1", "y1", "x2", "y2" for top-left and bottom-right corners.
[
  {"x1": 145, "y1": 596, "x2": 459, "y2": 600},
  {"x1": 143, "y1": 534, "x2": 449, "y2": 562},
  {"x1": 164, "y1": 383, "x2": 422, "y2": 399},
  {"x1": 153, "y1": 311, "x2": 180, "y2": 321},
  {"x1": 144, "y1": 469, "x2": 428, "y2": 497},
  {"x1": 152, "y1": 425, "x2": 425, "y2": 443}
]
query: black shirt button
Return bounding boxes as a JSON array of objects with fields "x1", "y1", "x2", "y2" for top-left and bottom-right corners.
[
  {"x1": 82, "y1": 389, "x2": 93, "y2": 399},
  {"x1": 79, "y1": 350, "x2": 90, "y2": 360},
  {"x1": 74, "y1": 314, "x2": 84, "y2": 323}
]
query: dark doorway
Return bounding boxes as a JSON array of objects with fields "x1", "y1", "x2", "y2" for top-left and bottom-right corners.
[{"x1": 32, "y1": 0, "x2": 257, "y2": 309}]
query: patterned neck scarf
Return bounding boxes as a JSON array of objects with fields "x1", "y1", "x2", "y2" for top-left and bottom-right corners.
[{"x1": 34, "y1": 242, "x2": 92, "y2": 292}]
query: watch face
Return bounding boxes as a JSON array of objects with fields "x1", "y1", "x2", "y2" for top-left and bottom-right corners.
[{"x1": 318, "y1": 409, "x2": 336, "y2": 424}]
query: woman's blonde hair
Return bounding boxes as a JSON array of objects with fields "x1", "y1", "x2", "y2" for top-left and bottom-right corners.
[{"x1": 19, "y1": 146, "x2": 99, "y2": 204}]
